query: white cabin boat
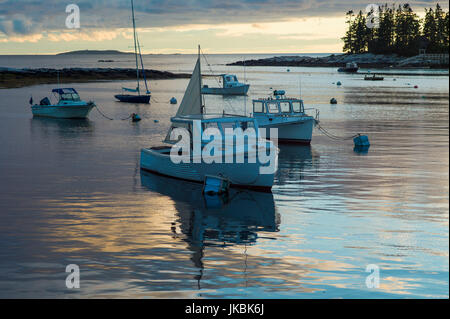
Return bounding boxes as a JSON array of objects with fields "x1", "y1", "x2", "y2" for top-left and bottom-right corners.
[
  {"x1": 31, "y1": 88, "x2": 95, "y2": 119},
  {"x1": 140, "y1": 47, "x2": 278, "y2": 192},
  {"x1": 202, "y1": 74, "x2": 249, "y2": 95},
  {"x1": 337, "y1": 62, "x2": 359, "y2": 73},
  {"x1": 252, "y1": 90, "x2": 318, "y2": 144}
]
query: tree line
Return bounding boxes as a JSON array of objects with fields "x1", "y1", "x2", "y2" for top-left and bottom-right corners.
[{"x1": 342, "y1": 3, "x2": 449, "y2": 56}]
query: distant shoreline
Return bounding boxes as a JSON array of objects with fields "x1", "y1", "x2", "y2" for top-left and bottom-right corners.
[
  {"x1": 228, "y1": 53, "x2": 450, "y2": 70},
  {"x1": 0, "y1": 68, "x2": 190, "y2": 89}
]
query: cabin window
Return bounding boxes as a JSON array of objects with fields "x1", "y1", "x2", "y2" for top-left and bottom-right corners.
[
  {"x1": 60, "y1": 93, "x2": 80, "y2": 101},
  {"x1": 292, "y1": 101, "x2": 303, "y2": 113},
  {"x1": 280, "y1": 102, "x2": 291, "y2": 113},
  {"x1": 253, "y1": 101, "x2": 264, "y2": 113},
  {"x1": 267, "y1": 102, "x2": 279, "y2": 113}
]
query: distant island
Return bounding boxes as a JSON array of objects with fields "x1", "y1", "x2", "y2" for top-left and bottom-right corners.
[
  {"x1": 228, "y1": 52, "x2": 449, "y2": 69},
  {"x1": 56, "y1": 50, "x2": 134, "y2": 56}
]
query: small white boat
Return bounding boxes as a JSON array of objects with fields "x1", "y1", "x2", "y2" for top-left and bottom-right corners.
[
  {"x1": 202, "y1": 74, "x2": 249, "y2": 95},
  {"x1": 31, "y1": 88, "x2": 95, "y2": 119},
  {"x1": 338, "y1": 62, "x2": 359, "y2": 73},
  {"x1": 252, "y1": 90, "x2": 318, "y2": 144},
  {"x1": 140, "y1": 47, "x2": 278, "y2": 192}
]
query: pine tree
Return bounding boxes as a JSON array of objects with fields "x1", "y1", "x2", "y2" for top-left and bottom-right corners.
[
  {"x1": 435, "y1": 4, "x2": 449, "y2": 52},
  {"x1": 423, "y1": 7, "x2": 437, "y2": 52},
  {"x1": 342, "y1": 10, "x2": 355, "y2": 53},
  {"x1": 372, "y1": 4, "x2": 395, "y2": 54}
]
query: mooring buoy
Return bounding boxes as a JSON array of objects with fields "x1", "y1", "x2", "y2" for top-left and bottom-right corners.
[{"x1": 132, "y1": 113, "x2": 141, "y2": 122}]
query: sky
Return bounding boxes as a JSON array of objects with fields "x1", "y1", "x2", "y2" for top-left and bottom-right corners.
[{"x1": 0, "y1": 0, "x2": 447, "y2": 54}]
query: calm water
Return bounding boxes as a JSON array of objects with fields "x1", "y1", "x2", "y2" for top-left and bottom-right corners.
[{"x1": 0, "y1": 54, "x2": 448, "y2": 298}]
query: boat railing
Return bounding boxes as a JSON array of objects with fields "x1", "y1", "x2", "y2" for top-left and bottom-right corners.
[{"x1": 304, "y1": 108, "x2": 320, "y2": 121}]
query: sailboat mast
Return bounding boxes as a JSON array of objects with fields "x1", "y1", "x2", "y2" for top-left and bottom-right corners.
[
  {"x1": 198, "y1": 45, "x2": 204, "y2": 114},
  {"x1": 131, "y1": 0, "x2": 140, "y2": 94}
]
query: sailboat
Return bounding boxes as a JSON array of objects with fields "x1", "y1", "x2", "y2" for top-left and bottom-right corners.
[
  {"x1": 140, "y1": 46, "x2": 278, "y2": 192},
  {"x1": 114, "y1": 0, "x2": 151, "y2": 104}
]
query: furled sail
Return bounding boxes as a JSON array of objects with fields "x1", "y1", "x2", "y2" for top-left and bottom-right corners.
[
  {"x1": 164, "y1": 56, "x2": 203, "y2": 144},
  {"x1": 122, "y1": 87, "x2": 139, "y2": 92},
  {"x1": 176, "y1": 57, "x2": 203, "y2": 116}
]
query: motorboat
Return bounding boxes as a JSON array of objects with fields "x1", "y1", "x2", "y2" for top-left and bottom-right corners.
[
  {"x1": 31, "y1": 88, "x2": 95, "y2": 119},
  {"x1": 251, "y1": 90, "x2": 318, "y2": 144},
  {"x1": 140, "y1": 47, "x2": 278, "y2": 192},
  {"x1": 114, "y1": 0, "x2": 151, "y2": 104},
  {"x1": 338, "y1": 62, "x2": 359, "y2": 73},
  {"x1": 202, "y1": 74, "x2": 249, "y2": 95},
  {"x1": 364, "y1": 74, "x2": 384, "y2": 81}
]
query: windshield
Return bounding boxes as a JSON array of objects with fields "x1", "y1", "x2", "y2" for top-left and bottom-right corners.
[{"x1": 60, "y1": 93, "x2": 80, "y2": 101}]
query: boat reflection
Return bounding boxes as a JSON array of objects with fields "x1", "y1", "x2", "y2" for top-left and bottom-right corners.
[
  {"x1": 275, "y1": 144, "x2": 317, "y2": 185},
  {"x1": 140, "y1": 170, "x2": 279, "y2": 247},
  {"x1": 30, "y1": 117, "x2": 94, "y2": 139},
  {"x1": 140, "y1": 171, "x2": 279, "y2": 288}
]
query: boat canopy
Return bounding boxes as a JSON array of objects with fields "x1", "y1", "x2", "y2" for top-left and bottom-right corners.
[{"x1": 52, "y1": 88, "x2": 78, "y2": 95}]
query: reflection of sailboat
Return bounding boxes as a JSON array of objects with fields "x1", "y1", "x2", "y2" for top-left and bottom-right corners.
[
  {"x1": 140, "y1": 170, "x2": 279, "y2": 246},
  {"x1": 114, "y1": 0, "x2": 151, "y2": 104},
  {"x1": 141, "y1": 170, "x2": 279, "y2": 289}
]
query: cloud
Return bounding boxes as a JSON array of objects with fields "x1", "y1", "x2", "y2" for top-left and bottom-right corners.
[{"x1": 0, "y1": 0, "x2": 446, "y2": 43}]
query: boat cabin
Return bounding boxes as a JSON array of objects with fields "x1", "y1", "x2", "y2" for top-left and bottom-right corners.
[
  {"x1": 252, "y1": 92, "x2": 305, "y2": 116},
  {"x1": 221, "y1": 74, "x2": 244, "y2": 88},
  {"x1": 165, "y1": 114, "x2": 258, "y2": 145},
  {"x1": 52, "y1": 88, "x2": 81, "y2": 102}
]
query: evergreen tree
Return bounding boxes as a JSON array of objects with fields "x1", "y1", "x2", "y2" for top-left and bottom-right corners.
[
  {"x1": 341, "y1": 2, "x2": 448, "y2": 56},
  {"x1": 422, "y1": 7, "x2": 437, "y2": 52},
  {"x1": 435, "y1": 4, "x2": 449, "y2": 52},
  {"x1": 353, "y1": 10, "x2": 368, "y2": 53},
  {"x1": 342, "y1": 10, "x2": 355, "y2": 53}
]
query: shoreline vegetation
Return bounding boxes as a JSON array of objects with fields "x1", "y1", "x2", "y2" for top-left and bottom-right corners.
[
  {"x1": 230, "y1": 3, "x2": 449, "y2": 70},
  {"x1": 0, "y1": 68, "x2": 190, "y2": 89}
]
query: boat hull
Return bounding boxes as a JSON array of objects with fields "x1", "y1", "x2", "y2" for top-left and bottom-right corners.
[
  {"x1": 140, "y1": 147, "x2": 275, "y2": 192},
  {"x1": 255, "y1": 116, "x2": 315, "y2": 144},
  {"x1": 338, "y1": 67, "x2": 359, "y2": 73},
  {"x1": 31, "y1": 102, "x2": 95, "y2": 119},
  {"x1": 202, "y1": 84, "x2": 249, "y2": 96},
  {"x1": 115, "y1": 94, "x2": 150, "y2": 103}
]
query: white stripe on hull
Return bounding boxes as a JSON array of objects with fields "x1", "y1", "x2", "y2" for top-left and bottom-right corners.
[
  {"x1": 202, "y1": 85, "x2": 249, "y2": 96},
  {"x1": 256, "y1": 116, "x2": 315, "y2": 142}
]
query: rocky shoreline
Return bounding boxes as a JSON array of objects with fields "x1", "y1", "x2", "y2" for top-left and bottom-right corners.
[
  {"x1": 228, "y1": 53, "x2": 449, "y2": 69},
  {"x1": 0, "y1": 68, "x2": 190, "y2": 89}
]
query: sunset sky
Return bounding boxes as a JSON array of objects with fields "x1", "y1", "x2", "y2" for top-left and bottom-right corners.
[{"x1": 0, "y1": 0, "x2": 446, "y2": 54}]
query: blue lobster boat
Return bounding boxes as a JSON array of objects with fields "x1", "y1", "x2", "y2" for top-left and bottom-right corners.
[{"x1": 31, "y1": 88, "x2": 95, "y2": 119}]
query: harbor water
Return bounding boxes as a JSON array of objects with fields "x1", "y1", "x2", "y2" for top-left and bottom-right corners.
[{"x1": 0, "y1": 54, "x2": 448, "y2": 298}]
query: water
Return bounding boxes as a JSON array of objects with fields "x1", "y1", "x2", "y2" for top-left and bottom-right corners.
[{"x1": 0, "y1": 54, "x2": 448, "y2": 298}]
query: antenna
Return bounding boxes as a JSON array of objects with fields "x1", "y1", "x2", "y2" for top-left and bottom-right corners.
[{"x1": 298, "y1": 75, "x2": 302, "y2": 99}]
